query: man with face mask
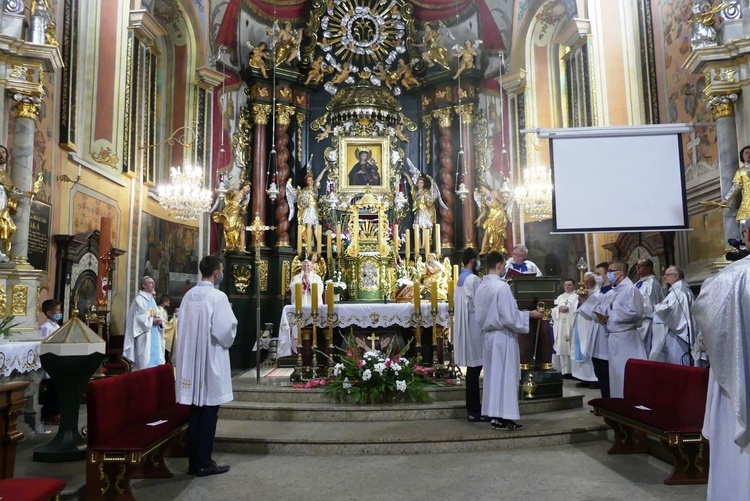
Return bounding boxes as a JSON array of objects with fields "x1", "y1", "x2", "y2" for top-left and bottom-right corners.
[
  {"x1": 571, "y1": 272, "x2": 598, "y2": 387},
  {"x1": 39, "y1": 299, "x2": 62, "y2": 424},
  {"x1": 649, "y1": 266, "x2": 695, "y2": 365},
  {"x1": 454, "y1": 247, "x2": 484, "y2": 421},
  {"x1": 578, "y1": 262, "x2": 612, "y2": 397},
  {"x1": 175, "y1": 255, "x2": 237, "y2": 477}
]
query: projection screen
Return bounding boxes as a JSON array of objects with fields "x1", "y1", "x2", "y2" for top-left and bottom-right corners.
[{"x1": 542, "y1": 126, "x2": 690, "y2": 233}]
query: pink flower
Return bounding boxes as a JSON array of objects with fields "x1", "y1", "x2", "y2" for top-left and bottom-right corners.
[
  {"x1": 385, "y1": 359, "x2": 392, "y2": 367},
  {"x1": 357, "y1": 359, "x2": 365, "y2": 367}
]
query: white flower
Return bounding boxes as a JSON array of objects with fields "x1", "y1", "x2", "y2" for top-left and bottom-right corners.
[
  {"x1": 342, "y1": 377, "x2": 352, "y2": 389},
  {"x1": 396, "y1": 380, "x2": 407, "y2": 392},
  {"x1": 373, "y1": 362, "x2": 386, "y2": 375},
  {"x1": 362, "y1": 369, "x2": 372, "y2": 381},
  {"x1": 333, "y1": 363, "x2": 344, "y2": 376},
  {"x1": 391, "y1": 363, "x2": 402, "y2": 373},
  {"x1": 400, "y1": 358, "x2": 410, "y2": 366},
  {"x1": 364, "y1": 350, "x2": 381, "y2": 359}
]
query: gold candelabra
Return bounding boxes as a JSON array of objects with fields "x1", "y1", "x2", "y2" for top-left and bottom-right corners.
[
  {"x1": 292, "y1": 311, "x2": 304, "y2": 383},
  {"x1": 431, "y1": 303, "x2": 439, "y2": 369},
  {"x1": 246, "y1": 213, "x2": 275, "y2": 385},
  {"x1": 326, "y1": 311, "x2": 337, "y2": 375},
  {"x1": 575, "y1": 257, "x2": 588, "y2": 295},
  {"x1": 309, "y1": 309, "x2": 319, "y2": 379}
]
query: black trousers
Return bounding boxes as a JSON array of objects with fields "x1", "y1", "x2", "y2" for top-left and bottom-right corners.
[
  {"x1": 592, "y1": 358, "x2": 610, "y2": 399},
  {"x1": 466, "y1": 365, "x2": 482, "y2": 416},
  {"x1": 188, "y1": 404, "x2": 220, "y2": 471}
]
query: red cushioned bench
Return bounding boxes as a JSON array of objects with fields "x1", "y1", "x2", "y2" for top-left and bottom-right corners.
[
  {"x1": 589, "y1": 359, "x2": 709, "y2": 485},
  {"x1": 85, "y1": 364, "x2": 189, "y2": 500}
]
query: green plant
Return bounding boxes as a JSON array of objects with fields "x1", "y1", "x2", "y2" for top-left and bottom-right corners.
[
  {"x1": 0, "y1": 315, "x2": 20, "y2": 338},
  {"x1": 323, "y1": 332, "x2": 431, "y2": 404}
]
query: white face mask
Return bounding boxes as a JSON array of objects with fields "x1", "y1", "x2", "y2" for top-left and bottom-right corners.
[{"x1": 594, "y1": 275, "x2": 603, "y2": 285}]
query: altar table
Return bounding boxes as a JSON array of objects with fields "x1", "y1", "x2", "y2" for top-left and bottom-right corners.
[
  {"x1": 0, "y1": 340, "x2": 44, "y2": 433},
  {"x1": 277, "y1": 302, "x2": 451, "y2": 357}
]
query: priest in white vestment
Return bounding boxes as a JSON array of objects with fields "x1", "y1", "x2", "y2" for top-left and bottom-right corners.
[
  {"x1": 649, "y1": 266, "x2": 694, "y2": 365},
  {"x1": 476, "y1": 252, "x2": 542, "y2": 431},
  {"x1": 551, "y1": 279, "x2": 578, "y2": 375},
  {"x1": 634, "y1": 259, "x2": 664, "y2": 354},
  {"x1": 453, "y1": 248, "x2": 484, "y2": 421},
  {"x1": 504, "y1": 244, "x2": 543, "y2": 277},
  {"x1": 123, "y1": 276, "x2": 164, "y2": 371},
  {"x1": 578, "y1": 264, "x2": 614, "y2": 397},
  {"x1": 593, "y1": 260, "x2": 644, "y2": 398},
  {"x1": 571, "y1": 273, "x2": 598, "y2": 385},
  {"x1": 289, "y1": 259, "x2": 325, "y2": 308},
  {"x1": 694, "y1": 218, "x2": 750, "y2": 500},
  {"x1": 175, "y1": 256, "x2": 237, "y2": 477}
]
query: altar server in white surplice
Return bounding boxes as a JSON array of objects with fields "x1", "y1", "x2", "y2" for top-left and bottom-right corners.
[
  {"x1": 123, "y1": 276, "x2": 165, "y2": 371},
  {"x1": 694, "y1": 220, "x2": 750, "y2": 500},
  {"x1": 597, "y1": 260, "x2": 645, "y2": 398},
  {"x1": 571, "y1": 273, "x2": 598, "y2": 385},
  {"x1": 551, "y1": 279, "x2": 578, "y2": 375},
  {"x1": 477, "y1": 251, "x2": 542, "y2": 431},
  {"x1": 175, "y1": 255, "x2": 237, "y2": 477},
  {"x1": 634, "y1": 259, "x2": 664, "y2": 353},
  {"x1": 649, "y1": 266, "x2": 695, "y2": 365},
  {"x1": 453, "y1": 247, "x2": 484, "y2": 421}
]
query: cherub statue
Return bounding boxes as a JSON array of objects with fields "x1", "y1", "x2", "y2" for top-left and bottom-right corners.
[
  {"x1": 315, "y1": 124, "x2": 334, "y2": 142},
  {"x1": 45, "y1": 22, "x2": 58, "y2": 46},
  {"x1": 330, "y1": 62, "x2": 353, "y2": 85},
  {"x1": 453, "y1": 40, "x2": 480, "y2": 80},
  {"x1": 373, "y1": 62, "x2": 399, "y2": 91},
  {"x1": 474, "y1": 181, "x2": 513, "y2": 255},
  {"x1": 402, "y1": 158, "x2": 447, "y2": 229},
  {"x1": 305, "y1": 56, "x2": 331, "y2": 85},
  {"x1": 286, "y1": 165, "x2": 329, "y2": 246},
  {"x1": 269, "y1": 21, "x2": 302, "y2": 66},
  {"x1": 414, "y1": 23, "x2": 450, "y2": 69},
  {"x1": 211, "y1": 181, "x2": 252, "y2": 252},
  {"x1": 246, "y1": 41, "x2": 272, "y2": 78},
  {"x1": 397, "y1": 59, "x2": 421, "y2": 90},
  {"x1": 419, "y1": 253, "x2": 448, "y2": 300},
  {"x1": 690, "y1": 1, "x2": 729, "y2": 49}
]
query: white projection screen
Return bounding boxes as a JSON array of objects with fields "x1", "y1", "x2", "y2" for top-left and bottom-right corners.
[{"x1": 546, "y1": 127, "x2": 689, "y2": 233}]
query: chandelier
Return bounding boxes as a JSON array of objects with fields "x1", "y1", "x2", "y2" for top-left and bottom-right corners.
[
  {"x1": 158, "y1": 164, "x2": 213, "y2": 220},
  {"x1": 514, "y1": 164, "x2": 553, "y2": 220}
]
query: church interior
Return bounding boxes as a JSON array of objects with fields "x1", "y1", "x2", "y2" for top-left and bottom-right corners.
[{"x1": 0, "y1": 0, "x2": 747, "y2": 499}]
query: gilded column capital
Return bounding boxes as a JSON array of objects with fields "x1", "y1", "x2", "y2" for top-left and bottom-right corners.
[
  {"x1": 455, "y1": 104, "x2": 475, "y2": 125},
  {"x1": 276, "y1": 104, "x2": 296, "y2": 126},
  {"x1": 708, "y1": 93, "x2": 738, "y2": 120},
  {"x1": 252, "y1": 103, "x2": 272, "y2": 125},
  {"x1": 432, "y1": 108, "x2": 453, "y2": 128},
  {"x1": 12, "y1": 93, "x2": 42, "y2": 120}
]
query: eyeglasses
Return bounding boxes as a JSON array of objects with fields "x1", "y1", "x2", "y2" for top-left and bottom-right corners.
[{"x1": 664, "y1": 272, "x2": 678, "y2": 276}]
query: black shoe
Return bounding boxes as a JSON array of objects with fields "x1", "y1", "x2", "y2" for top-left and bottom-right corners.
[
  {"x1": 491, "y1": 419, "x2": 523, "y2": 431},
  {"x1": 588, "y1": 383, "x2": 601, "y2": 390},
  {"x1": 467, "y1": 414, "x2": 491, "y2": 422},
  {"x1": 196, "y1": 462, "x2": 230, "y2": 477},
  {"x1": 575, "y1": 382, "x2": 588, "y2": 388}
]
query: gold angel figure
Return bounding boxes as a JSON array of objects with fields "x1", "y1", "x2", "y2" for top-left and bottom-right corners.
[
  {"x1": 212, "y1": 182, "x2": 252, "y2": 252},
  {"x1": 414, "y1": 23, "x2": 450, "y2": 70},
  {"x1": 247, "y1": 41, "x2": 272, "y2": 78},
  {"x1": 474, "y1": 184, "x2": 512, "y2": 256}
]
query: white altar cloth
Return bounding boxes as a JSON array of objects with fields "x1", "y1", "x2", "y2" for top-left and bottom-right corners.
[
  {"x1": 277, "y1": 302, "x2": 450, "y2": 357},
  {"x1": 0, "y1": 340, "x2": 42, "y2": 377}
]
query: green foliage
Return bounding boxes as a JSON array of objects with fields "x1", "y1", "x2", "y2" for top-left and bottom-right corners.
[
  {"x1": 323, "y1": 332, "x2": 431, "y2": 404},
  {"x1": 0, "y1": 315, "x2": 19, "y2": 338}
]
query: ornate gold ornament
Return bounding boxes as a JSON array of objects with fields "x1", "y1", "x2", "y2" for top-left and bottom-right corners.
[
  {"x1": 252, "y1": 103, "x2": 272, "y2": 125},
  {"x1": 233, "y1": 264, "x2": 252, "y2": 294},
  {"x1": 276, "y1": 104, "x2": 296, "y2": 126},
  {"x1": 258, "y1": 259, "x2": 269, "y2": 291},
  {"x1": 233, "y1": 106, "x2": 253, "y2": 171},
  {"x1": 11, "y1": 285, "x2": 28, "y2": 316},
  {"x1": 282, "y1": 261, "x2": 291, "y2": 293},
  {"x1": 90, "y1": 146, "x2": 120, "y2": 168},
  {"x1": 422, "y1": 114, "x2": 432, "y2": 165},
  {"x1": 708, "y1": 93, "x2": 738, "y2": 119},
  {"x1": 474, "y1": 110, "x2": 492, "y2": 183},
  {"x1": 432, "y1": 108, "x2": 453, "y2": 128},
  {"x1": 0, "y1": 284, "x2": 6, "y2": 315},
  {"x1": 455, "y1": 103, "x2": 475, "y2": 125},
  {"x1": 12, "y1": 94, "x2": 41, "y2": 120}
]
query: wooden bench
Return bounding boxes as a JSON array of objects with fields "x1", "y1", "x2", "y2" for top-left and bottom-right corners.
[
  {"x1": 589, "y1": 359, "x2": 709, "y2": 485},
  {"x1": 85, "y1": 364, "x2": 189, "y2": 500},
  {"x1": 0, "y1": 381, "x2": 66, "y2": 500}
]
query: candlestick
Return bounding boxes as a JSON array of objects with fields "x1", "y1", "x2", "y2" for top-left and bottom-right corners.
[
  {"x1": 336, "y1": 223, "x2": 342, "y2": 254},
  {"x1": 414, "y1": 227, "x2": 420, "y2": 262},
  {"x1": 295, "y1": 283, "x2": 302, "y2": 312},
  {"x1": 413, "y1": 282, "x2": 421, "y2": 310},
  {"x1": 435, "y1": 224, "x2": 441, "y2": 256},
  {"x1": 453, "y1": 264, "x2": 459, "y2": 282},
  {"x1": 393, "y1": 224, "x2": 400, "y2": 253},
  {"x1": 316, "y1": 225, "x2": 322, "y2": 256},
  {"x1": 326, "y1": 230, "x2": 332, "y2": 263},
  {"x1": 423, "y1": 227, "x2": 430, "y2": 255},
  {"x1": 297, "y1": 225, "x2": 303, "y2": 256},
  {"x1": 405, "y1": 229, "x2": 411, "y2": 263},
  {"x1": 312, "y1": 282, "x2": 319, "y2": 311},
  {"x1": 327, "y1": 282, "x2": 334, "y2": 314},
  {"x1": 378, "y1": 222, "x2": 384, "y2": 253},
  {"x1": 307, "y1": 226, "x2": 313, "y2": 256},
  {"x1": 430, "y1": 282, "x2": 438, "y2": 310},
  {"x1": 447, "y1": 280, "x2": 454, "y2": 309}
]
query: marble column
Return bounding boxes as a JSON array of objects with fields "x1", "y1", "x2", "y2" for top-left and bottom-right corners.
[
  {"x1": 433, "y1": 108, "x2": 455, "y2": 250},
  {"x1": 9, "y1": 94, "x2": 40, "y2": 265},
  {"x1": 252, "y1": 103, "x2": 271, "y2": 245},
  {"x1": 274, "y1": 104, "x2": 296, "y2": 247},
  {"x1": 456, "y1": 104, "x2": 476, "y2": 249},
  {"x1": 711, "y1": 94, "x2": 741, "y2": 244}
]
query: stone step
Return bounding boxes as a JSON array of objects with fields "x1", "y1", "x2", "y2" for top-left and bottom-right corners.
[
  {"x1": 219, "y1": 394, "x2": 583, "y2": 422},
  {"x1": 231, "y1": 383, "x2": 466, "y2": 403},
  {"x1": 214, "y1": 407, "x2": 608, "y2": 455}
]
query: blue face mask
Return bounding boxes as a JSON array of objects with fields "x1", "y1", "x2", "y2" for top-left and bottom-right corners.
[
  {"x1": 51, "y1": 313, "x2": 63, "y2": 322},
  {"x1": 216, "y1": 274, "x2": 224, "y2": 287},
  {"x1": 606, "y1": 271, "x2": 617, "y2": 284}
]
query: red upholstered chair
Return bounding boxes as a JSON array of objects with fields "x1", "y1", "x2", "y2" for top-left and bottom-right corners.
[{"x1": 0, "y1": 477, "x2": 66, "y2": 501}]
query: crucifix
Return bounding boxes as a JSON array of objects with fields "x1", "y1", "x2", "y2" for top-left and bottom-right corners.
[{"x1": 367, "y1": 332, "x2": 378, "y2": 350}]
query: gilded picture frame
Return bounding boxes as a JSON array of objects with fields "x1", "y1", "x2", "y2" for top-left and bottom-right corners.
[{"x1": 338, "y1": 136, "x2": 391, "y2": 194}]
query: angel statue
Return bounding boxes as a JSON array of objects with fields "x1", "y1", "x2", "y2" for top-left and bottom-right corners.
[
  {"x1": 419, "y1": 253, "x2": 449, "y2": 300},
  {"x1": 246, "y1": 41, "x2": 272, "y2": 78},
  {"x1": 0, "y1": 146, "x2": 43, "y2": 262},
  {"x1": 690, "y1": 1, "x2": 730, "y2": 49},
  {"x1": 268, "y1": 21, "x2": 302, "y2": 66},
  {"x1": 453, "y1": 40, "x2": 481, "y2": 80},
  {"x1": 414, "y1": 23, "x2": 450, "y2": 70},
  {"x1": 286, "y1": 164, "x2": 329, "y2": 244},
  {"x1": 211, "y1": 181, "x2": 252, "y2": 253},
  {"x1": 474, "y1": 180, "x2": 513, "y2": 256},
  {"x1": 403, "y1": 158, "x2": 448, "y2": 229},
  {"x1": 305, "y1": 56, "x2": 332, "y2": 86}
]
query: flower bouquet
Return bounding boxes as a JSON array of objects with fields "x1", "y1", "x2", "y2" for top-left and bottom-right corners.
[{"x1": 324, "y1": 333, "x2": 430, "y2": 404}]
